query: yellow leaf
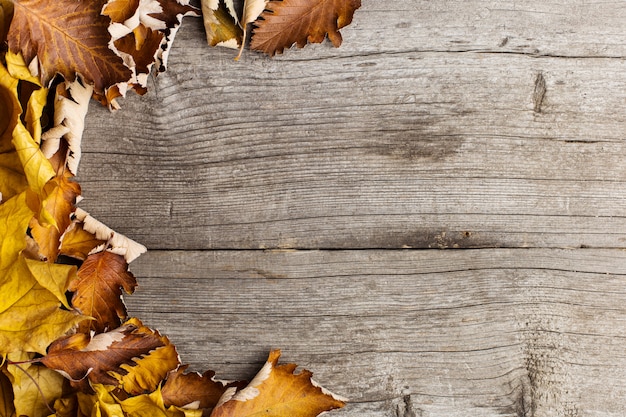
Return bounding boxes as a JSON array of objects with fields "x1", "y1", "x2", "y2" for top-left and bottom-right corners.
[
  {"x1": 116, "y1": 343, "x2": 180, "y2": 396},
  {"x1": 0, "y1": 52, "x2": 54, "y2": 196},
  {"x1": 5, "y1": 51, "x2": 41, "y2": 87},
  {"x1": 210, "y1": 350, "x2": 345, "y2": 417},
  {"x1": 0, "y1": 193, "x2": 84, "y2": 357},
  {"x1": 0, "y1": 153, "x2": 27, "y2": 202},
  {"x1": 91, "y1": 385, "x2": 202, "y2": 417},
  {"x1": 12, "y1": 122, "x2": 55, "y2": 197},
  {"x1": 5, "y1": 353, "x2": 64, "y2": 417},
  {"x1": 0, "y1": 56, "x2": 20, "y2": 154},
  {"x1": 24, "y1": 258, "x2": 76, "y2": 309}
]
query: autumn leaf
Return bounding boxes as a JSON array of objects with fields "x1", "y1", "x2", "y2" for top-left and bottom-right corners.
[
  {"x1": 91, "y1": 384, "x2": 202, "y2": 417},
  {"x1": 69, "y1": 250, "x2": 138, "y2": 334},
  {"x1": 250, "y1": 0, "x2": 361, "y2": 56},
  {"x1": 0, "y1": 52, "x2": 55, "y2": 198},
  {"x1": 41, "y1": 77, "x2": 93, "y2": 175},
  {"x1": 114, "y1": 318, "x2": 180, "y2": 395},
  {"x1": 201, "y1": 0, "x2": 242, "y2": 49},
  {"x1": 8, "y1": 0, "x2": 130, "y2": 99},
  {"x1": 29, "y1": 173, "x2": 81, "y2": 261},
  {"x1": 235, "y1": 0, "x2": 268, "y2": 59},
  {"x1": 103, "y1": 0, "x2": 199, "y2": 107},
  {"x1": 74, "y1": 208, "x2": 147, "y2": 263},
  {"x1": 4, "y1": 353, "x2": 65, "y2": 417},
  {"x1": 40, "y1": 319, "x2": 176, "y2": 393},
  {"x1": 59, "y1": 221, "x2": 106, "y2": 261},
  {"x1": 0, "y1": 192, "x2": 84, "y2": 358},
  {"x1": 210, "y1": 350, "x2": 345, "y2": 417},
  {"x1": 162, "y1": 366, "x2": 246, "y2": 415}
]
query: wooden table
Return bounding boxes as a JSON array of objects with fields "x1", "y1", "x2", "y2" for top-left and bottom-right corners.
[{"x1": 79, "y1": 2, "x2": 626, "y2": 415}]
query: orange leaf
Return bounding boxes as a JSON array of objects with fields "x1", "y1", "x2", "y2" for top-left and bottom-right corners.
[
  {"x1": 250, "y1": 0, "x2": 361, "y2": 56},
  {"x1": 162, "y1": 365, "x2": 246, "y2": 415},
  {"x1": 69, "y1": 251, "x2": 137, "y2": 334},
  {"x1": 210, "y1": 350, "x2": 345, "y2": 417},
  {"x1": 29, "y1": 173, "x2": 81, "y2": 262},
  {"x1": 59, "y1": 221, "x2": 106, "y2": 261},
  {"x1": 40, "y1": 319, "x2": 167, "y2": 392},
  {"x1": 8, "y1": 0, "x2": 131, "y2": 95}
]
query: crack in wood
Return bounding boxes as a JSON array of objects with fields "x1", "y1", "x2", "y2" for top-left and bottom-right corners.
[{"x1": 533, "y1": 72, "x2": 547, "y2": 113}]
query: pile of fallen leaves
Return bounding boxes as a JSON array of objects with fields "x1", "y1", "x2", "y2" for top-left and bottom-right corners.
[{"x1": 0, "y1": 0, "x2": 360, "y2": 416}]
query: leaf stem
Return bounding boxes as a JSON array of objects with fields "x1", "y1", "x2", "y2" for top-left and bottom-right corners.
[{"x1": 9, "y1": 363, "x2": 56, "y2": 415}]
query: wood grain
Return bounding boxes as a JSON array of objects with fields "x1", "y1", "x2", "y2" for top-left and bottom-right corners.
[
  {"x1": 75, "y1": 1, "x2": 626, "y2": 416},
  {"x1": 127, "y1": 249, "x2": 626, "y2": 417},
  {"x1": 78, "y1": 7, "x2": 626, "y2": 250}
]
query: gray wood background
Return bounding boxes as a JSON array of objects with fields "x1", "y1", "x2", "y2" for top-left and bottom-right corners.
[{"x1": 78, "y1": 2, "x2": 626, "y2": 416}]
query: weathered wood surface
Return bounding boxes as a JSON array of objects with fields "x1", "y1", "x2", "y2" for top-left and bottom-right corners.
[
  {"x1": 78, "y1": 1, "x2": 626, "y2": 416},
  {"x1": 128, "y1": 249, "x2": 626, "y2": 417}
]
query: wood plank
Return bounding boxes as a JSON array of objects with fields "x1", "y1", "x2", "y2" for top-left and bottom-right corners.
[
  {"x1": 77, "y1": 37, "x2": 626, "y2": 249},
  {"x1": 126, "y1": 248, "x2": 626, "y2": 416},
  {"x1": 76, "y1": 2, "x2": 626, "y2": 250}
]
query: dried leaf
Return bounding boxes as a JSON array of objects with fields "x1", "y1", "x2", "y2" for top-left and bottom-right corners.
[
  {"x1": 114, "y1": 318, "x2": 180, "y2": 395},
  {"x1": 59, "y1": 221, "x2": 106, "y2": 261},
  {"x1": 5, "y1": 355, "x2": 64, "y2": 417},
  {"x1": 69, "y1": 251, "x2": 138, "y2": 334},
  {"x1": 235, "y1": 0, "x2": 268, "y2": 59},
  {"x1": 210, "y1": 350, "x2": 345, "y2": 417},
  {"x1": 91, "y1": 384, "x2": 202, "y2": 417},
  {"x1": 40, "y1": 77, "x2": 93, "y2": 175},
  {"x1": 162, "y1": 366, "x2": 246, "y2": 415},
  {"x1": 0, "y1": 52, "x2": 55, "y2": 197},
  {"x1": 8, "y1": 0, "x2": 131, "y2": 97},
  {"x1": 40, "y1": 319, "x2": 168, "y2": 391},
  {"x1": 74, "y1": 208, "x2": 147, "y2": 263},
  {"x1": 250, "y1": 0, "x2": 361, "y2": 56},
  {"x1": 0, "y1": 192, "x2": 83, "y2": 358},
  {"x1": 29, "y1": 173, "x2": 81, "y2": 261},
  {"x1": 103, "y1": 0, "x2": 199, "y2": 105},
  {"x1": 201, "y1": 0, "x2": 242, "y2": 49}
]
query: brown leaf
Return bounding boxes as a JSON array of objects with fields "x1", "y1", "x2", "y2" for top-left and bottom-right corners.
[
  {"x1": 162, "y1": 365, "x2": 246, "y2": 415},
  {"x1": 69, "y1": 251, "x2": 137, "y2": 334},
  {"x1": 59, "y1": 221, "x2": 106, "y2": 261},
  {"x1": 40, "y1": 319, "x2": 166, "y2": 392},
  {"x1": 250, "y1": 0, "x2": 361, "y2": 56},
  {"x1": 210, "y1": 350, "x2": 345, "y2": 417},
  {"x1": 8, "y1": 0, "x2": 132, "y2": 96},
  {"x1": 114, "y1": 29, "x2": 166, "y2": 76}
]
